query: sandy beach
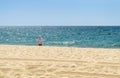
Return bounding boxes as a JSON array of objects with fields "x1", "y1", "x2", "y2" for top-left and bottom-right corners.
[{"x1": 0, "y1": 45, "x2": 120, "y2": 78}]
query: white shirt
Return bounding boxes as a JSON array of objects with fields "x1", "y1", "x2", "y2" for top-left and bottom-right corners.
[{"x1": 38, "y1": 37, "x2": 43, "y2": 44}]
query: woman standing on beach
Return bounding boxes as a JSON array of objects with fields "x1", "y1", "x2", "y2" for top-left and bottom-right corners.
[{"x1": 38, "y1": 36, "x2": 43, "y2": 46}]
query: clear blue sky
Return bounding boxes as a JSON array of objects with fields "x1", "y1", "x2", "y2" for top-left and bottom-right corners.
[{"x1": 0, "y1": 0, "x2": 120, "y2": 26}]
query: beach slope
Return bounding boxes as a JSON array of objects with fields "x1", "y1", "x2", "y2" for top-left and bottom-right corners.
[{"x1": 0, "y1": 45, "x2": 120, "y2": 78}]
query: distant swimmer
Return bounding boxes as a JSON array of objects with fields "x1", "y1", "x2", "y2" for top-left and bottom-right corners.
[{"x1": 38, "y1": 36, "x2": 43, "y2": 46}]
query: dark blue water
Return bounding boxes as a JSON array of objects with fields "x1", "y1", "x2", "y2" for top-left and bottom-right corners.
[{"x1": 0, "y1": 26, "x2": 120, "y2": 48}]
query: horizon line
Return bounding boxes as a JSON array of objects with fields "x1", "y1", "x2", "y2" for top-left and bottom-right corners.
[{"x1": 0, "y1": 25, "x2": 120, "y2": 27}]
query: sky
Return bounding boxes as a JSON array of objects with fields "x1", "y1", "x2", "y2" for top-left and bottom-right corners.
[{"x1": 0, "y1": 0, "x2": 120, "y2": 26}]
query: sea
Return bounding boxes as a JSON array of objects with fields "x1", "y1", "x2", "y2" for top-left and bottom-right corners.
[{"x1": 0, "y1": 26, "x2": 120, "y2": 48}]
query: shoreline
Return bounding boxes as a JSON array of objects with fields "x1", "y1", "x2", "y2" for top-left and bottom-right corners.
[{"x1": 0, "y1": 44, "x2": 120, "y2": 49}]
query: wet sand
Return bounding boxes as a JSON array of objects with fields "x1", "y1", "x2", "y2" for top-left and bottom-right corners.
[{"x1": 0, "y1": 45, "x2": 120, "y2": 78}]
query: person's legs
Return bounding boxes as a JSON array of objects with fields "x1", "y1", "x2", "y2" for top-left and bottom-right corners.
[{"x1": 38, "y1": 44, "x2": 42, "y2": 46}]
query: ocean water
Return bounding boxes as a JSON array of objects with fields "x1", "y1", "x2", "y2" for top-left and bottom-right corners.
[{"x1": 0, "y1": 26, "x2": 120, "y2": 48}]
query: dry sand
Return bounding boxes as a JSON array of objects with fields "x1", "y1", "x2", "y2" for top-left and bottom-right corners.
[{"x1": 0, "y1": 45, "x2": 120, "y2": 78}]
